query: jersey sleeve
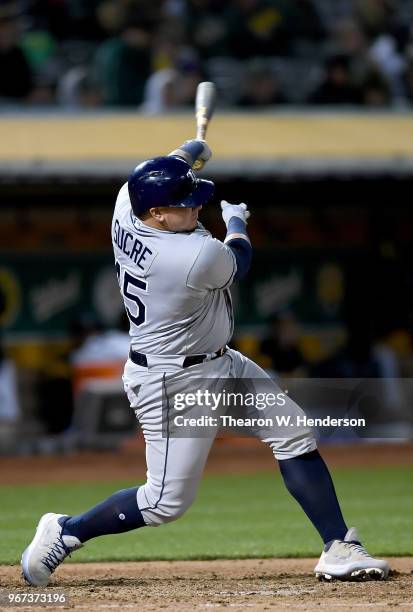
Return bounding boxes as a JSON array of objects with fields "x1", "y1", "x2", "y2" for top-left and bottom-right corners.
[{"x1": 186, "y1": 236, "x2": 237, "y2": 291}]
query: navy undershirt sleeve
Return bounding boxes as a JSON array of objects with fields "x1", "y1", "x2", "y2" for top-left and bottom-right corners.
[{"x1": 225, "y1": 217, "x2": 252, "y2": 280}]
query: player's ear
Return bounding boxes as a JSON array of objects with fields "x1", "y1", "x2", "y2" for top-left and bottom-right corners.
[{"x1": 149, "y1": 207, "x2": 165, "y2": 221}]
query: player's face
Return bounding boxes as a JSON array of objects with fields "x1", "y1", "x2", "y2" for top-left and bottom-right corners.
[{"x1": 158, "y1": 206, "x2": 202, "y2": 232}]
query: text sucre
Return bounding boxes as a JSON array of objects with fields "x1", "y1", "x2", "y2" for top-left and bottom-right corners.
[{"x1": 113, "y1": 219, "x2": 153, "y2": 270}]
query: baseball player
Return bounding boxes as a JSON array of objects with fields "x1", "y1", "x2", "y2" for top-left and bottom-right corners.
[{"x1": 22, "y1": 140, "x2": 389, "y2": 586}]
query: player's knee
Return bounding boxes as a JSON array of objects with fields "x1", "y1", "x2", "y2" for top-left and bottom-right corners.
[
  {"x1": 143, "y1": 495, "x2": 193, "y2": 526},
  {"x1": 269, "y1": 434, "x2": 317, "y2": 460},
  {"x1": 158, "y1": 497, "x2": 191, "y2": 524},
  {"x1": 144, "y1": 499, "x2": 191, "y2": 527}
]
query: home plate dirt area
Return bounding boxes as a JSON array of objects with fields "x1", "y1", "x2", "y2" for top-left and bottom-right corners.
[{"x1": 1, "y1": 558, "x2": 412, "y2": 611}]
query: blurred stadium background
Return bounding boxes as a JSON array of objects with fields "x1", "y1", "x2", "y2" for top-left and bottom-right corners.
[{"x1": 1, "y1": 0, "x2": 413, "y2": 456}]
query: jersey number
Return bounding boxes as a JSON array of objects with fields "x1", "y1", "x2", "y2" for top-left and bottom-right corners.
[{"x1": 116, "y1": 261, "x2": 147, "y2": 327}]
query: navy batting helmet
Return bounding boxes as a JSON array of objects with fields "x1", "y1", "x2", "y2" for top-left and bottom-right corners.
[{"x1": 128, "y1": 156, "x2": 215, "y2": 217}]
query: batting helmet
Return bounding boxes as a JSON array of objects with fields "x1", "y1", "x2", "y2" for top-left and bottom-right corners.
[{"x1": 128, "y1": 156, "x2": 215, "y2": 217}]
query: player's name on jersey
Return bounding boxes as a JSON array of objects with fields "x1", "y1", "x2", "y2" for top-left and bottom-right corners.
[
  {"x1": 113, "y1": 219, "x2": 154, "y2": 270},
  {"x1": 173, "y1": 415, "x2": 366, "y2": 428}
]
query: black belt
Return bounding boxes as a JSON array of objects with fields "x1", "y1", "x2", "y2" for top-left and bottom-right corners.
[{"x1": 129, "y1": 346, "x2": 227, "y2": 368}]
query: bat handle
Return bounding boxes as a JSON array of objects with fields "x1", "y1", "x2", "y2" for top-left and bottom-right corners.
[
  {"x1": 196, "y1": 125, "x2": 207, "y2": 140},
  {"x1": 193, "y1": 123, "x2": 208, "y2": 169}
]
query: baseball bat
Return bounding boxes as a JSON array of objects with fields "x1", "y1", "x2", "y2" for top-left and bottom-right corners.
[{"x1": 193, "y1": 81, "x2": 216, "y2": 170}]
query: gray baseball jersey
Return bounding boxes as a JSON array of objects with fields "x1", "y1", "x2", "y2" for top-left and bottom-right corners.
[
  {"x1": 112, "y1": 183, "x2": 237, "y2": 355},
  {"x1": 114, "y1": 181, "x2": 315, "y2": 530}
]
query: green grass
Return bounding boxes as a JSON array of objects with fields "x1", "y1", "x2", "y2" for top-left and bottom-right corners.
[{"x1": 1, "y1": 467, "x2": 411, "y2": 565}]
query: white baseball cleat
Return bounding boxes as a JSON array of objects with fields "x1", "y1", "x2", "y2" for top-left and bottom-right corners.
[
  {"x1": 314, "y1": 527, "x2": 390, "y2": 581},
  {"x1": 21, "y1": 513, "x2": 83, "y2": 586}
]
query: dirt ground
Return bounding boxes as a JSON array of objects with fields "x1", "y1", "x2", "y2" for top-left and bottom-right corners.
[
  {"x1": 1, "y1": 441, "x2": 412, "y2": 611},
  {"x1": 1, "y1": 558, "x2": 412, "y2": 612}
]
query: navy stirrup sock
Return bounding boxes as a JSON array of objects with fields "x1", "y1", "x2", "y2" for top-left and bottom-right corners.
[
  {"x1": 279, "y1": 449, "x2": 347, "y2": 544},
  {"x1": 61, "y1": 487, "x2": 146, "y2": 543}
]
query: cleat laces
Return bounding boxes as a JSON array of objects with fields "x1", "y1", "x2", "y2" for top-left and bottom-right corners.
[
  {"x1": 41, "y1": 534, "x2": 72, "y2": 573},
  {"x1": 342, "y1": 542, "x2": 371, "y2": 558}
]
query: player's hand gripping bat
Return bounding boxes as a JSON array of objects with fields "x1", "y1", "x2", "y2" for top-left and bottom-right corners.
[{"x1": 193, "y1": 81, "x2": 216, "y2": 170}]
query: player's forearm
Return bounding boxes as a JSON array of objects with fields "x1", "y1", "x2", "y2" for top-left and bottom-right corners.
[{"x1": 224, "y1": 217, "x2": 252, "y2": 280}]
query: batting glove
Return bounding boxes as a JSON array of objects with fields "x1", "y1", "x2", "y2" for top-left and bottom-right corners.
[
  {"x1": 220, "y1": 200, "x2": 251, "y2": 227},
  {"x1": 169, "y1": 139, "x2": 212, "y2": 168}
]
